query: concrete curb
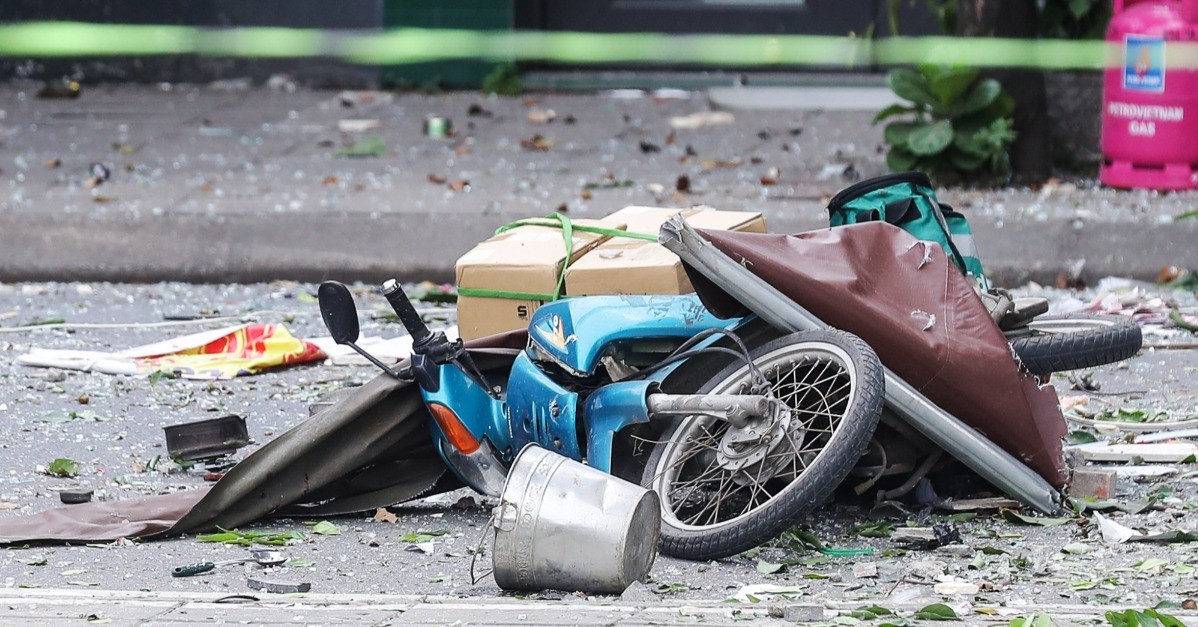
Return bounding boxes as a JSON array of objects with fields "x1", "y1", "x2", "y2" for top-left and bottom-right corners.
[{"x1": 4, "y1": 210, "x2": 1195, "y2": 286}]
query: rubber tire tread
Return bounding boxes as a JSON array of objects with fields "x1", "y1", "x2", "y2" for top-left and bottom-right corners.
[
  {"x1": 644, "y1": 329, "x2": 884, "y2": 561},
  {"x1": 1009, "y1": 314, "x2": 1142, "y2": 376}
]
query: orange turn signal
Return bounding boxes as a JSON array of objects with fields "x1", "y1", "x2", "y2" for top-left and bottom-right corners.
[{"x1": 428, "y1": 402, "x2": 481, "y2": 454}]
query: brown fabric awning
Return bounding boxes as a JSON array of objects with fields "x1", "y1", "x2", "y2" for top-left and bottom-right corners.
[{"x1": 685, "y1": 223, "x2": 1068, "y2": 487}]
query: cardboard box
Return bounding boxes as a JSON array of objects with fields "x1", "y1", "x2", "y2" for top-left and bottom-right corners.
[
  {"x1": 455, "y1": 217, "x2": 625, "y2": 340},
  {"x1": 564, "y1": 206, "x2": 766, "y2": 297}
]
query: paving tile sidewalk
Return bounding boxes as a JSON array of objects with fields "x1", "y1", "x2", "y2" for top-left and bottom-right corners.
[
  {"x1": 0, "y1": 81, "x2": 1195, "y2": 286},
  {"x1": 3, "y1": 587, "x2": 1194, "y2": 626}
]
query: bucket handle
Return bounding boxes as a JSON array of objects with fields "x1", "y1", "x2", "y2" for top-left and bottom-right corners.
[{"x1": 470, "y1": 510, "x2": 501, "y2": 585}]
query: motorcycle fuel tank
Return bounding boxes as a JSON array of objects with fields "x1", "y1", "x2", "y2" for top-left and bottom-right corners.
[{"x1": 526, "y1": 294, "x2": 731, "y2": 375}]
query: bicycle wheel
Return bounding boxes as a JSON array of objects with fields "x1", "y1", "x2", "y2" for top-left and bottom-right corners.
[
  {"x1": 642, "y1": 329, "x2": 884, "y2": 561},
  {"x1": 1007, "y1": 314, "x2": 1142, "y2": 376}
]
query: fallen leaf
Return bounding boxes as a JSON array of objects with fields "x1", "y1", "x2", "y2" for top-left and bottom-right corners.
[
  {"x1": 321, "y1": 176, "x2": 339, "y2": 185},
  {"x1": 913, "y1": 603, "x2": 959, "y2": 620},
  {"x1": 311, "y1": 520, "x2": 341, "y2": 536},
  {"x1": 676, "y1": 175, "x2": 690, "y2": 193},
  {"x1": 453, "y1": 144, "x2": 472, "y2": 155},
  {"x1": 45, "y1": 158, "x2": 62, "y2": 168},
  {"x1": 373, "y1": 508, "x2": 398, "y2": 524},
  {"x1": 756, "y1": 560, "x2": 784, "y2": 574},
  {"x1": 46, "y1": 458, "x2": 82, "y2": 478},
  {"x1": 427, "y1": 173, "x2": 447, "y2": 184},
  {"x1": 448, "y1": 180, "x2": 470, "y2": 192}
]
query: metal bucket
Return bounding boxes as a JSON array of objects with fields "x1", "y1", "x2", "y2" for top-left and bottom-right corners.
[{"x1": 491, "y1": 444, "x2": 660, "y2": 594}]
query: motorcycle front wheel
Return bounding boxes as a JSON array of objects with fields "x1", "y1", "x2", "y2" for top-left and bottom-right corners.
[
  {"x1": 1006, "y1": 314, "x2": 1142, "y2": 376},
  {"x1": 642, "y1": 329, "x2": 884, "y2": 561}
]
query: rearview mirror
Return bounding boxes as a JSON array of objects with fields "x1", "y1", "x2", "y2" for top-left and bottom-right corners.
[{"x1": 318, "y1": 281, "x2": 360, "y2": 345}]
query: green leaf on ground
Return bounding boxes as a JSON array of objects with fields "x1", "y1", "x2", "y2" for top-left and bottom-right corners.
[
  {"x1": 46, "y1": 458, "x2": 81, "y2": 477},
  {"x1": 756, "y1": 560, "x2": 784, "y2": 574},
  {"x1": 1065, "y1": 430, "x2": 1098, "y2": 445},
  {"x1": 914, "y1": 603, "x2": 960, "y2": 620},
  {"x1": 400, "y1": 529, "x2": 450, "y2": 543},
  {"x1": 1009, "y1": 614, "x2": 1055, "y2": 627},
  {"x1": 310, "y1": 521, "x2": 341, "y2": 536},
  {"x1": 1062, "y1": 543, "x2": 1091, "y2": 555},
  {"x1": 849, "y1": 521, "x2": 895, "y2": 538},
  {"x1": 196, "y1": 527, "x2": 305, "y2": 546}
]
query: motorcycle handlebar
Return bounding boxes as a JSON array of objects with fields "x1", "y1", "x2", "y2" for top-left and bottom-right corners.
[{"x1": 382, "y1": 279, "x2": 434, "y2": 349}]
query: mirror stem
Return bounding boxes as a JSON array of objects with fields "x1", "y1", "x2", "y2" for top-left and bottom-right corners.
[{"x1": 343, "y1": 341, "x2": 405, "y2": 379}]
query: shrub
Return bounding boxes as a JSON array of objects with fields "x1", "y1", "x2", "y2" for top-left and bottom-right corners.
[{"x1": 876, "y1": 65, "x2": 1017, "y2": 184}]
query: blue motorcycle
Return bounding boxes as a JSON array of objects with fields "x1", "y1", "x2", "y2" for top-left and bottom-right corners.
[{"x1": 318, "y1": 279, "x2": 884, "y2": 561}]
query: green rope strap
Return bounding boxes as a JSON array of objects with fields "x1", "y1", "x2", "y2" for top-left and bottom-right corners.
[{"x1": 457, "y1": 212, "x2": 658, "y2": 302}]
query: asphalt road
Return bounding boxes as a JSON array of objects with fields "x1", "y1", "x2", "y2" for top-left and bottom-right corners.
[{"x1": 1, "y1": 281, "x2": 1197, "y2": 624}]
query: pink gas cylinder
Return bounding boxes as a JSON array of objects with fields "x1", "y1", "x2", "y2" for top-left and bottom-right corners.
[{"x1": 1100, "y1": 0, "x2": 1198, "y2": 190}]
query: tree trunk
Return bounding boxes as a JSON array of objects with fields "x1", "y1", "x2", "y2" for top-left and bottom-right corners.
[{"x1": 956, "y1": 0, "x2": 1052, "y2": 184}]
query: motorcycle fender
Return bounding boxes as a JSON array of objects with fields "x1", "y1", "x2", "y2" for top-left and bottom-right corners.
[{"x1": 584, "y1": 379, "x2": 656, "y2": 473}]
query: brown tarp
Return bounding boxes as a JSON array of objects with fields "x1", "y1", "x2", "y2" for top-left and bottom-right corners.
[
  {"x1": 686, "y1": 223, "x2": 1068, "y2": 487},
  {"x1": 0, "y1": 340, "x2": 525, "y2": 544}
]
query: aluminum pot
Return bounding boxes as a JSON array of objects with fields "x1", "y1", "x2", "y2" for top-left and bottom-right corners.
[{"x1": 491, "y1": 444, "x2": 660, "y2": 594}]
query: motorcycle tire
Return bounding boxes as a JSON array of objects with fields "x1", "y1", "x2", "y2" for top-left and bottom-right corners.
[
  {"x1": 1007, "y1": 314, "x2": 1142, "y2": 377},
  {"x1": 642, "y1": 329, "x2": 885, "y2": 561}
]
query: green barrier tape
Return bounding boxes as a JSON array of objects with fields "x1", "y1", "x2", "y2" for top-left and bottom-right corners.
[
  {"x1": 4, "y1": 21, "x2": 1198, "y2": 70},
  {"x1": 455, "y1": 287, "x2": 559, "y2": 302}
]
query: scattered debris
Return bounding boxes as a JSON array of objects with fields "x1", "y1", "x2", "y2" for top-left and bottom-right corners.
[
  {"x1": 336, "y1": 119, "x2": 381, "y2": 133},
  {"x1": 519, "y1": 135, "x2": 554, "y2": 151},
  {"x1": 760, "y1": 167, "x2": 780, "y2": 186},
  {"x1": 372, "y1": 508, "x2": 398, "y2": 523},
  {"x1": 84, "y1": 163, "x2": 110, "y2": 188},
  {"x1": 247, "y1": 577, "x2": 311, "y2": 594},
  {"x1": 1069, "y1": 442, "x2": 1198, "y2": 463},
  {"x1": 36, "y1": 81, "x2": 81, "y2": 99},
  {"x1": 1067, "y1": 467, "x2": 1118, "y2": 500},
  {"x1": 163, "y1": 415, "x2": 250, "y2": 462},
  {"x1": 334, "y1": 135, "x2": 388, "y2": 158},
  {"x1": 59, "y1": 489, "x2": 93, "y2": 504},
  {"x1": 423, "y1": 116, "x2": 452, "y2": 138},
  {"x1": 670, "y1": 111, "x2": 734, "y2": 130},
  {"x1": 526, "y1": 108, "x2": 556, "y2": 124},
  {"x1": 17, "y1": 323, "x2": 326, "y2": 380}
]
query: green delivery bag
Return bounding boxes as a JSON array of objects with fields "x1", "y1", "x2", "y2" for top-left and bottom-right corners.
[{"x1": 827, "y1": 172, "x2": 988, "y2": 290}]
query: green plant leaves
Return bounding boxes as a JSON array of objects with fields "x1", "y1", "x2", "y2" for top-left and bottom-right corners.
[
  {"x1": 888, "y1": 68, "x2": 938, "y2": 108},
  {"x1": 955, "y1": 79, "x2": 1003, "y2": 116},
  {"x1": 1104, "y1": 608, "x2": 1185, "y2": 627},
  {"x1": 906, "y1": 120, "x2": 954, "y2": 156},
  {"x1": 873, "y1": 103, "x2": 917, "y2": 123},
  {"x1": 924, "y1": 65, "x2": 980, "y2": 108}
]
